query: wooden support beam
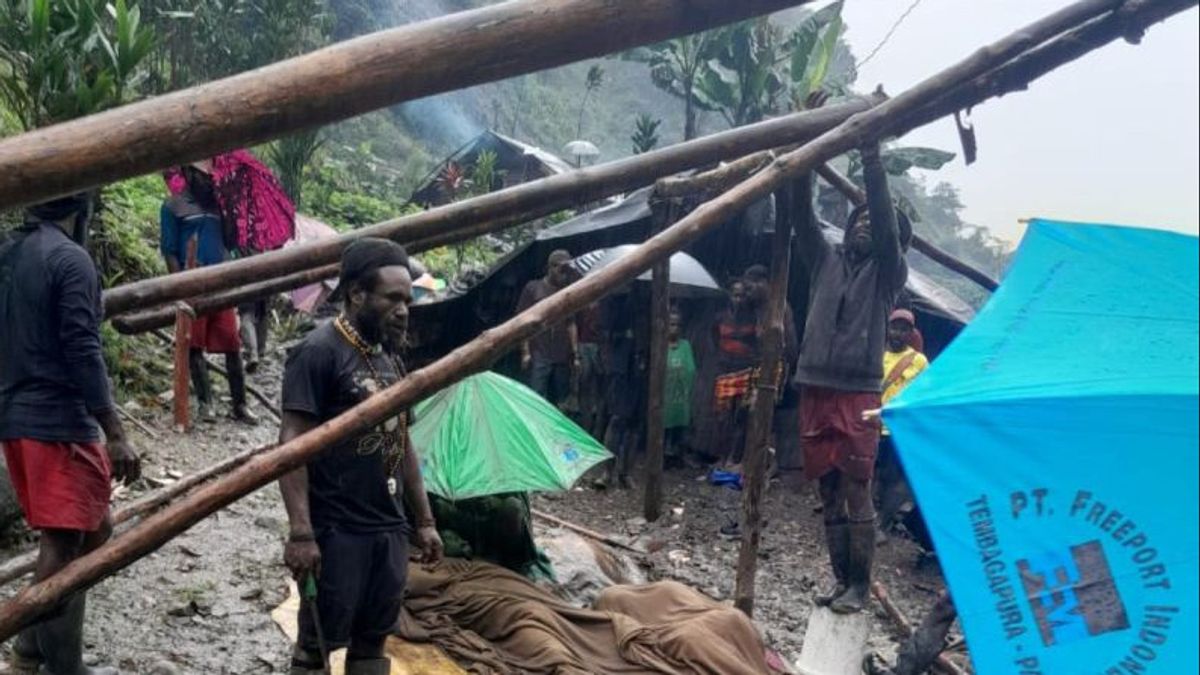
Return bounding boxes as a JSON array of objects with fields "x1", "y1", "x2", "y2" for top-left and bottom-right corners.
[
  {"x1": 0, "y1": 0, "x2": 814, "y2": 212},
  {"x1": 0, "y1": 0, "x2": 1185, "y2": 640},
  {"x1": 733, "y1": 178, "x2": 797, "y2": 616},
  {"x1": 655, "y1": 151, "x2": 776, "y2": 199},
  {"x1": 642, "y1": 200, "x2": 674, "y2": 522},
  {"x1": 171, "y1": 307, "x2": 194, "y2": 433},
  {"x1": 814, "y1": 164, "x2": 1001, "y2": 292},
  {"x1": 100, "y1": 100, "x2": 878, "y2": 318}
]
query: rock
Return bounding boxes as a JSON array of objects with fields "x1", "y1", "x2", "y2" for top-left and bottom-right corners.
[{"x1": 147, "y1": 661, "x2": 181, "y2": 675}]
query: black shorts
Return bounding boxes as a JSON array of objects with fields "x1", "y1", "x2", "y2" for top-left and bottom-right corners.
[{"x1": 298, "y1": 527, "x2": 409, "y2": 651}]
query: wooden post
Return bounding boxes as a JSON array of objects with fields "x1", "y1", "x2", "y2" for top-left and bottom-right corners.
[
  {"x1": 0, "y1": 0, "x2": 1186, "y2": 638},
  {"x1": 733, "y1": 178, "x2": 798, "y2": 616},
  {"x1": 171, "y1": 306, "x2": 192, "y2": 432},
  {"x1": 100, "y1": 100, "x2": 878, "y2": 318},
  {"x1": 643, "y1": 200, "x2": 674, "y2": 522},
  {"x1": 0, "y1": 0, "x2": 815, "y2": 212}
]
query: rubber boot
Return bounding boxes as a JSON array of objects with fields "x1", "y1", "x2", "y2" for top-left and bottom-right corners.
[
  {"x1": 345, "y1": 658, "x2": 391, "y2": 675},
  {"x1": 225, "y1": 353, "x2": 258, "y2": 425},
  {"x1": 36, "y1": 593, "x2": 118, "y2": 675},
  {"x1": 10, "y1": 627, "x2": 42, "y2": 673},
  {"x1": 189, "y1": 350, "x2": 216, "y2": 423},
  {"x1": 891, "y1": 592, "x2": 957, "y2": 675},
  {"x1": 830, "y1": 521, "x2": 875, "y2": 614},
  {"x1": 814, "y1": 520, "x2": 849, "y2": 606}
]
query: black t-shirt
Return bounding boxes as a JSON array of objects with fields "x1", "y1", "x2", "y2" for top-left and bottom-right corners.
[{"x1": 281, "y1": 321, "x2": 408, "y2": 534}]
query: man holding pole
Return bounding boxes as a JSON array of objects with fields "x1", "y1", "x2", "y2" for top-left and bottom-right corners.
[
  {"x1": 0, "y1": 194, "x2": 141, "y2": 674},
  {"x1": 278, "y1": 238, "x2": 443, "y2": 674},
  {"x1": 794, "y1": 142, "x2": 909, "y2": 614}
]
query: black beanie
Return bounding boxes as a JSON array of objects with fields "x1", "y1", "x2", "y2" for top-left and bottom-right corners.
[{"x1": 332, "y1": 237, "x2": 410, "y2": 301}]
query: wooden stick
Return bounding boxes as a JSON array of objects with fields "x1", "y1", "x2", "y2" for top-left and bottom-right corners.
[
  {"x1": 112, "y1": 265, "x2": 336, "y2": 335},
  {"x1": 642, "y1": 201, "x2": 673, "y2": 522},
  {"x1": 0, "y1": 0, "x2": 1182, "y2": 639},
  {"x1": 655, "y1": 151, "x2": 776, "y2": 198},
  {"x1": 0, "y1": 0, "x2": 815, "y2": 213},
  {"x1": 172, "y1": 304, "x2": 193, "y2": 432},
  {"x1": 733, "y1": 178, "x2": 796, "y2": 616},
  {"x1": 871, "y1": 582, "x2": 967, "y2": 675},
  {"x1": 530, "y1": 508, "x2": 644, "y2": 554},
  {"x1": 150, "y1": 329, "x2": 281, "y2": 422},
  {"x1": 116, "y1": 404, "x2": 160, "y2": 441},
  {"x1": 99, "y1": 100, "x2": 877, "y2": 317},
  {"x1": 0, "y1": 442, "x2": 272, "y2": 587},
  {"x1": 814, "y1": 163, "x2": 1001, "y2": 291}
]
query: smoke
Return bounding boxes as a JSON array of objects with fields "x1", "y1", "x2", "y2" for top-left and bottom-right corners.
[{"x1": 397, "y1": 95, "x2": 484, "y2": 152}]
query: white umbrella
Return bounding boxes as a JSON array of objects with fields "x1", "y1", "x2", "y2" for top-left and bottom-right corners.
[
  {"x1": 572, "y1": 245, "x2": 722, "y2": 297},
  {"x1": 562, "y1": 140, "x2": 600, "y2": 167}
]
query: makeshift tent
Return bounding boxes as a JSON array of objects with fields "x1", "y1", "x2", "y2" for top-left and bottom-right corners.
[
  {"x1": 410, "y1": 130, "x2": 575, "y2": 207},
  {"x1": 572, "y1": 245, "x2": 723, "y2": 297},
  {"x1": 885, "y1": 220, "x2": 1198, "y2": 675}
]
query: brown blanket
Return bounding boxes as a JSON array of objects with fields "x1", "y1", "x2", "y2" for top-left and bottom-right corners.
[{"x1": 398, "y1": 559, "x2": 773, "y2": 675}]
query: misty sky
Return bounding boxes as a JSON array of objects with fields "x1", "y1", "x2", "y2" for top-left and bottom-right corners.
[{"x1": 833, "y1": 1, "x2": 1199, "y2": 242}]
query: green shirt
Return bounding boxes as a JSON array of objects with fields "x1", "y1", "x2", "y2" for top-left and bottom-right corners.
[{"x1": 664, "y1": 340, "x2": 697, "y2": 430}]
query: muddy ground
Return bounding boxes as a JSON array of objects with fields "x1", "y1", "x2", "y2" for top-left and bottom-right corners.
[{"x1": 1, "y1": 350, "x2": 966, "y2": 673}]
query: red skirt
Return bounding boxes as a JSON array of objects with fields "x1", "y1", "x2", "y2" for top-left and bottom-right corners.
[
  {"x1": 3, "y1": 439, "x2": 111, "y2": 531},
  {"x1": 191, "y1": 307, "x2": 241, "y2": 354},
  {"x1": 800, "y1": 386, "x2": 881, "y2": 481}
]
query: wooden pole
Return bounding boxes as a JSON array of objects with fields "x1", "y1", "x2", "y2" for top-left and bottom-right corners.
[
  {"x1": 530, "y1": 509, "x2": 645, "y2": 554},
  {"x1": 642, "y1": 200, "x2": 674, "y2": 522},
  {"x1": 0, "y1": 443, "x2": 271, "y2": 587},
  {"x1": 0, "y1": 0, "x2": 814, "y2": 212},
  {"x1": 100, "y1": 100, "x2": 878, "y2": 317},
  {"x1": 733, "y1": 178, "x2": 797, "y2": 616},
  {"x1": 871, "y1": 582, "x2": 967, "y2": 675},
  {"x1": 813, "y1": 164, "x2": 1001, "y2": 291},
  {"x1": 0, "y1": 0, "x2": 1184, "y2": 639},
  {"x1": 111, "y1": 265, "x2": 336, "y2": 334},
  {"x1": 172, "y1": 241, "x2": 198, "y2": 432}
]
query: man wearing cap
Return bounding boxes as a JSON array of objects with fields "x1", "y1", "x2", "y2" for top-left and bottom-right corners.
[
  {"x1": 160, "y1": 161, "x2": 256, "y2": 423},
  {"x1": 793, "y1": 142, "x2": 910, "y2": 614},
  {"x1": 278, "y1": 238, "x2": 442, "y2": 675},
  {"x1": 516, "y1": 250, "x2": 579, "y2": 408},
  {"x1": 1, "y1": 194, "x2": 141, "y2": 674}
]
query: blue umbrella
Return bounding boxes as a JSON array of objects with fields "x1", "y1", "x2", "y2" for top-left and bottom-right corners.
[{"x1": 885, "y1": 220, "x2": 1197, "y2": 674}]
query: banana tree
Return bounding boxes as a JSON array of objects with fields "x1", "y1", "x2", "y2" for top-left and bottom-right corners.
[
  {"x1": 623, "y1": 31, "x2": 721, "y2": 140},
  {"x1": 693, "y1": 17, "x2": 791, "y2": 127}
]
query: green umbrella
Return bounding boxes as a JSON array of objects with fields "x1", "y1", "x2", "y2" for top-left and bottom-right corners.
[{"x1": 411, "y1": 371, "x2": 612, "y2": 500}]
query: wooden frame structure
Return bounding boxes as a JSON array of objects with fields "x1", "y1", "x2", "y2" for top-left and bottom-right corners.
[{"x1": 0, "y1": 0, "x2": 1192, "y2": 640}]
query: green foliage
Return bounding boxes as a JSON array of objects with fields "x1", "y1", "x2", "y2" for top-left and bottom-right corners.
[
  {"x1": 694, "y1": 18, "x2": 790, "y2": 127},
  {"x1": 0, "y1": 0, "x2": 155, "y2": 129},
  {"x1": 92, "y1": 174, "x2": 166, "y2": 286},
  {"x1": 576, "y1": 64, "x2": 605, "y2": 138},
  {"x1": 267, "y1": 130, "x2": 324, "y2": 208},
  {"x1": 631, "y1": 114, "x2": 661, "y2": 154},
  {"x1": 469, "y1": 149, "x2": 504, "y2": 195},
  {"x1": 623, "y1": 32, "x2": 720, "y2": 140},
  {"x1": 787, "y1": 0, "x2": 847, "y2": 104}
]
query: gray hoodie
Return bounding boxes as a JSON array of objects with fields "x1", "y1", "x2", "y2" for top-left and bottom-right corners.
[{"x1": 793, "y1": 151, "x2": 907, "y2": 393}]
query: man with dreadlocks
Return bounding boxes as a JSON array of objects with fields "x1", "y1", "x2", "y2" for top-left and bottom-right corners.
[
  {"x1": 278, "y1": 238, "x2": 442, "y2": 674},
  {"x1": 794, "y1": 141, "x2": 910, "y2": 614},
  {"x1": 0, "y1": 194, "x2": 141, "y2": 674},
  {"x1": 160, "y1": 161, "x2": 256, "y2": 424}
]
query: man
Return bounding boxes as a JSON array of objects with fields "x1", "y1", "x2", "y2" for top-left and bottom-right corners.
[
  {"x1": 712, "y1": 279, "x2": 756, "y2": 468},
  {"x1": 599, "y1": 290, "x2": 643, "y2": 489},
  {"x1": 0, "y1": 194, "x2": 141, "y2": 675},
  {"x1": 794, "y1": 143, "x2": 909, "y2": 614},
  {"x1": 278, "y1": 238, "x2": 443, "y2": 674},
  {"x1": 160, "y1": 161, "x2": 255, "y2": 423},
  {"x1": 876, "y1": 308, "x2": 929, "y2": 540},
  {"x1": 517, "y1": 250, "x2": 579, "y2": 407}
]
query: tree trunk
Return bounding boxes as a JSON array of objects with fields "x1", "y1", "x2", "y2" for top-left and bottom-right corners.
[
  {"x1": 684, "y1": 84, "x2": 698, "y2": 141},
  {"x1": 0, "y1": 0, "x2": 1185, "y2": 639},
  {"x1": 0, "y1": 0, "x2": 816, "y2": 212},
  {"x1": 102, "y1": 100, "x2": 880, "y2": 318},
  {"x1": 733, "y1": 178, "x2": 796, "y2": 616}
]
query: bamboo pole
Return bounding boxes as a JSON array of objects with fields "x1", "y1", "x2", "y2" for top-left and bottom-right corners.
[
  {"x1": 0, "y1": 0, "x2": 815, "y2": 212},
  {"x1": 0, "y1": 443, "x2": 271, "y2": 587},
  {"x1": 530, "y1": 509, "x2": 645, "y2": 554},
  {"x1": 813, "y1": 164, "x2": 1001, "y2": 291},
  {"x1": 642, "y1": 200, "x2": 674, "y2": 523},
  {"x1": 733, "y1": 178, "x2": 797, "y2": 616},
  {"x1": 0, "y1": 0, "x2": 1185, "y2": 639},
  {"x1": 100, "y1": 100, "x2": 878, "y2": 318}
]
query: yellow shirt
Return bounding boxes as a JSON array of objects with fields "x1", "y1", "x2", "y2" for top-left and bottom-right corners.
[{"x1": 881, "y1": 347, "x2": 929, "y2": 434}]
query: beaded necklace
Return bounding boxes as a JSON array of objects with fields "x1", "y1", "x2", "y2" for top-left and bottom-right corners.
[{"x1": 334, "y1": 314, "x2": 408, "y2": 495}]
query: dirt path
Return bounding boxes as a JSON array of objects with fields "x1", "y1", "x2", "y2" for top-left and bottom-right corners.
[{"x1": 2, "y1": 357, "x2": 964, "y2": 672}]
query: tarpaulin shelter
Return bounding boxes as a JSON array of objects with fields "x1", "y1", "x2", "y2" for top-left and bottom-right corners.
[
  {"x1": 885, "y1": 220, "x2": 1198, "y2": 674},
  {"x1": 410, "y1": 130, "x2": 575, "y2": 207}
]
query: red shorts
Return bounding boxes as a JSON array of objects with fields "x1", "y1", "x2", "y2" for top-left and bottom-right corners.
[
  {"x1": 191, "y1": 307, "x2": 241, "y2": 353},
  {"x1": 3, "y1": 439, "x2": 112, "y2": 531},
  {"x1": 800, "y1": 386, "x2": 881, "y2": 482}
]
